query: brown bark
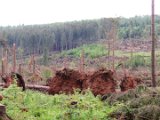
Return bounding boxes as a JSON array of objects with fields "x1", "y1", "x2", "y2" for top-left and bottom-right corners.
[
  {"x1": 151, "y1": 0, "x2": 156, "y2": 87},
  {"x1": 13, "y1": 43, "x2": 16, "y2": 72},
  {"x1": 1, "y1": 58, "x2": 5, "y2": 75}
]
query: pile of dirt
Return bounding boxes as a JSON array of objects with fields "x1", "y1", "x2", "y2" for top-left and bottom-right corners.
[
  {"x1": 120, "y1": 76, "x2": 142, "y2": 92},
  {"x1": 1, "y1": 74, "x2": 13, "y2": 88},
  {"x1": 48, "y1": 68, "x2": 117, "y2": 95},
  {"x1": 48, "y1": 68, "x2": 85, "y2": 95},
  {"x1": 83, "y1": 69, "x2": 117, "y2": 96},
  {"x1": 1, "y1": 73, "x2": 26, "y2": 91},
  {"x1": 46, "y1": 77, "x2": 52, "y2": 86}
]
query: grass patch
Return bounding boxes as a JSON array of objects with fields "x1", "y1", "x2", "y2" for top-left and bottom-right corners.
[
  {"x1": 61, "y1": 44, "x2": 108, "y2": 58},
  {"x1": 1, "y1": 85, "x2": 118, "y2": 120}
]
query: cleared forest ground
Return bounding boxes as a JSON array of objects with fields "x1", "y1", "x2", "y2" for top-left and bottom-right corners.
[{"x1": 1, "y1": 40, "x2": 160, "y2": 120}]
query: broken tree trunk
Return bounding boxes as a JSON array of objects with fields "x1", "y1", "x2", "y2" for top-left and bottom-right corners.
[
  {"x1": 5, "y1": 51, "x2": 8, "y2": 74},
  {"x1": 0, "y1": 104, "x2": 11, "y2": 120},
  {"x1": 0, "y1": 104, "x2": 6, "y2": 116},
  {"x1": 18, "y1": 64, "x2": 22, "y2": 74},
  {"x1": 108, "y1": 40, "x2": 111, "y2": 69},
  {"x1": 1, "y1": 58, "x2": 5, "y2": 75},
  {"x1": 13, "y1": 43, "x2": 16, "y2": 72},
  {"x1": 80, "y1": 49, "x2": 85, "y2": 73},
  {"x1": 33, "y1": 55, "x2": 36, "y2": 75}
]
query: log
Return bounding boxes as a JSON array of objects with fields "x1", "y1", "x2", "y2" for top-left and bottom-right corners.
[
  {"x1": 26, "y1": 84, "x2": 49, "y2": 92},
  {"x1": 0, "y1": 83, "x2": 49, "y2": 92}
]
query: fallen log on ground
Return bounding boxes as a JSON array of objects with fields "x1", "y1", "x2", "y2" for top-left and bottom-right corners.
[
  {"x1": 0, "y1": 83, "x2": 49, "y2": 92},
  {"x1": 26, "y1": 84, "x2": 49, "y2": 92}
]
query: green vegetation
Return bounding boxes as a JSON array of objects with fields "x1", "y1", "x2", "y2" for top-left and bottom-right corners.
[
  {"x1": 42, "y1": 48, "x2": 49, "y2": 65},
  {"x1": 115, "y1": 51, "x2": 151, "y2": 57},
  {"x1": 126, "y1": 55, "x2": 150, "y2": 68},
  {"x1": 108, "y1": 86, "x2": 160, "y2": 119},
  {"x1": 1, "y1": 85, "x2": 119, "y2": 120},
  {"x1": 1, "y1": 15, "x2": 160, "y2": 56},
  {"x1": 61, "y1": 44, "x2": 107, "y2": 58},
  {"x1": 41, "y1": 68, "x2": 53, "y2": 79}
]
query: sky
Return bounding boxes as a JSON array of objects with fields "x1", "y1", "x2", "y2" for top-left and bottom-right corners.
[{"x1": 0, "y1": 0, "x2": 159, "y2": 26}]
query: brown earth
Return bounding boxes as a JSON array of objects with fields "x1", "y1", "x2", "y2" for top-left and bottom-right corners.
[
  {"x1": 1, "y1": 73, "x2": 26, "y2": 91},
  {"x1": 48, "y1": 68, "x2": 117, "y2": 95},
  {"x1": 48, "y1": 68, "x2": 85, "y2": 95},
  {"x1": 83, "y1": 69, "x2": 117, "y2": 96},
  {"x1": 120, "y1": 76, "x2": 142, "y2": 92}
]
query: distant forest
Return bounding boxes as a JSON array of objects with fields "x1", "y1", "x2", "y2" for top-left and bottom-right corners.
[{"x1": 0, "y1": 15, "x2": 160, "y2": 55}]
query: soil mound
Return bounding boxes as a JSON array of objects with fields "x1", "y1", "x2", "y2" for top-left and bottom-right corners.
[
  {"x1": 48, "y1": 68, "x2": 85, "y2": 95},
  {"x1": 120, "y1": 76, "x2": 142, "y2": 92},
  {"x1": 83, "y1": 69, "x2": 117, "y2": 96}
]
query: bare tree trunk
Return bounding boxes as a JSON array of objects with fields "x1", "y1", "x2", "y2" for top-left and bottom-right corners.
[
  {"x1": 0, "y1": 104, "x2": 11, "y2": 120},
  {"x1": 1, "y1": 48, "x2": 3, "y2": 58},
  {"x1": 5, "y1": 51, "x2": 8, "y2": 74},
  {"x1": 13, "y1": 43, "x2": 16, "y2": 72},
  {"x1": 80, "y1": 49, "x2": 85, "y2": 73},
  {"x1": 18, "y1": 64, "x2": 22, "y2": 74},
  {"x1": 33, "y1": 55, "x2": 36, "y2": 75},
  {"x1": 112, "y1": 19, "x2": 117, "y2": 70},
  {"x1": 151, "y1": 0, "x2": 156, "y2": 87},
  {"x1": 1, "y1": 58, "x2": 5, "y2": 75},
  {"x1": 112, "y1": 40, "x2": 115, "y2": 70},
  {"x1": 63, "y1": 58, "x2": 67, "y2": 68},
  {"x1": 108, "y1": 40, "x2": 111, "y2": 69}
]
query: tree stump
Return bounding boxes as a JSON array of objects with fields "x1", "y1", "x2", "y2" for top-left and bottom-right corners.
[{"x1": 0, "y1": 104, "x2": 11, "y2": 120}]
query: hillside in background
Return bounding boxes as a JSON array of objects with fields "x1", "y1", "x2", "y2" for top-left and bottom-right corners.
[{"x1": 0, "y1": 15, "x2": 160, "y2": 56}]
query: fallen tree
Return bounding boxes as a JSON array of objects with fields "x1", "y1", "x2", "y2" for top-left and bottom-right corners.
[{"x1": 83, "y1": 69, "x2": 117, "y2": 95}]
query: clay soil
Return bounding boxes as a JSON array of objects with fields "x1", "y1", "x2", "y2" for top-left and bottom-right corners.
[
  {"x1": 83, "y1": 69, "x2": 117, "y2": 96},
  {"x1": 49, "y1": 68, "x2": 117, "y2": 95},
  {"x1": 48, "y1": 68, "x2": 85, "y2": 94},
  {"x1": 120, "y1": 75, "x2": 142, "y2": 92}
]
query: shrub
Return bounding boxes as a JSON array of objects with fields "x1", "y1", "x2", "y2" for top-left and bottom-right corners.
[
  {"x1": 126, "y1": 55, "x2": 149, "y2": 68},
  {"x1": 61, "y1": 44, "x2": 107, "y2": 59},
  {"x1": 1, "y1": 85, "x2": 118, "y2": 120}
]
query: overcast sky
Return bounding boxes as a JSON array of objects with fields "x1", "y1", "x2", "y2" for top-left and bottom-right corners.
[{"x1": 0, "y1": 0, "x2": 159, "y2": 26}]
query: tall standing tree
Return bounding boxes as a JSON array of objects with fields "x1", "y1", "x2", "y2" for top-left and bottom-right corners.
[
  {"x1": 151, "y1": 0, "x2": 156, "y2": 87},
  {"x1": 111, "y1": 18, "x2": 118, "y2": 70}
]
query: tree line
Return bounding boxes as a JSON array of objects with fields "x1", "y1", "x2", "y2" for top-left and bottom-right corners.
[{"x1": 0, "y1": 15, "x2": 160, "y2": 55}]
